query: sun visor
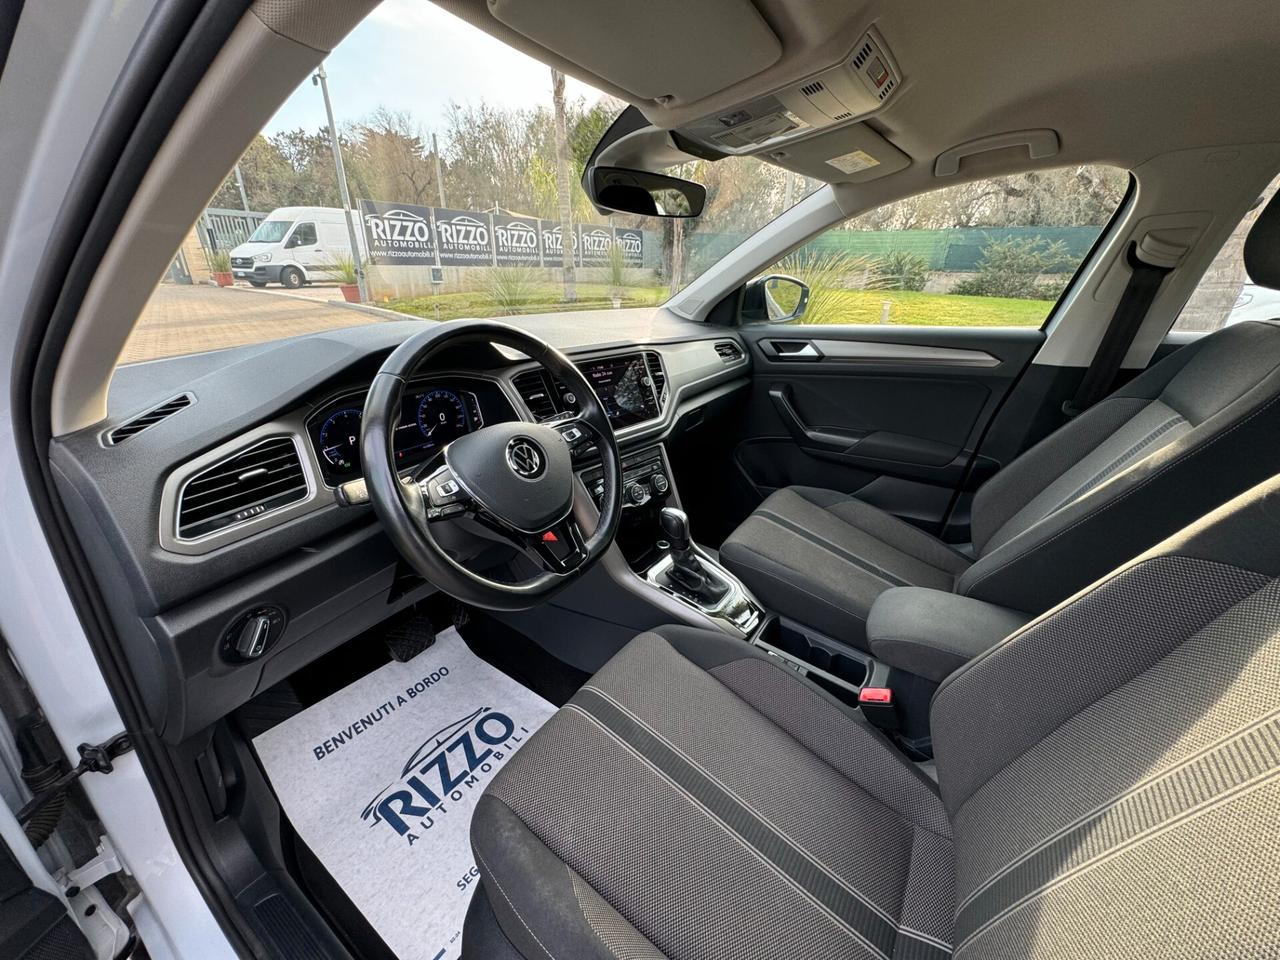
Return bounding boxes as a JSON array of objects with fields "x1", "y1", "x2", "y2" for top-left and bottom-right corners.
[
  {"x1": 487, "y1": 0, "x2": 781, "y2": 103},
  {"x1": 759, "y1": 122, "x2": 910, "y2": 184}
]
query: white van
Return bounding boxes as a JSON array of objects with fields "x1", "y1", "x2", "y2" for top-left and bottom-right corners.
[{"x1": 228, "y1": 206, "x2": 366, "y2": 288}]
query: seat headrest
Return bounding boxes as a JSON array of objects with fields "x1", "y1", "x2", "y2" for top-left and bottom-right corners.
[{"x1": 1244, "y1": 190, "x2": 1280, "y2": 290}]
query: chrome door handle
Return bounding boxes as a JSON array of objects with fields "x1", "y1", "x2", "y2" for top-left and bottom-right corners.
[{"x1": 768, "y1": 340, "x2": 822, "y2": 360}]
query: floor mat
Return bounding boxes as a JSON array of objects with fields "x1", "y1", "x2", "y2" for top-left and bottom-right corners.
[{"x1": 253, "y1": 627, "x2": 556, "y2": 960}]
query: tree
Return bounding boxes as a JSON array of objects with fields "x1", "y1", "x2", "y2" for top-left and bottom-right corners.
[
  {"x1": 346, "y1": 108, "x2": 440, "y2": 206},
  {"x1": 953, "y1": 236, "x2": 1076, "y2": 300},
  {"x1": 551, "y1": 69, "x2": 576, "y2": 302}
]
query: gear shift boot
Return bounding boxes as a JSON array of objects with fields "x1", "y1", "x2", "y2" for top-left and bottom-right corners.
[{"x1": 657, "y1": 554, "x2": 730, "y2": 605}]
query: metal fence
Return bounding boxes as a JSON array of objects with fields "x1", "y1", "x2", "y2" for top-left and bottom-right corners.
[{"x1": 200, "y1": 207, "x2": 267, "y2": 251}]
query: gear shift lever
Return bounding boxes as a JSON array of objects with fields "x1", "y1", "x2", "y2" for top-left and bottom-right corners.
[
  {"x1": 657, "y1": 507, "x2": 728, "y2": 604},
  {"x1": 659, "y1": 506, "x2": 692, "y2": 554}
]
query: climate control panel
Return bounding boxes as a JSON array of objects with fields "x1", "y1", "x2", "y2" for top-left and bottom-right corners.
[{"x1": 582, "y1": 445, "x2": 672, "y2": 510}]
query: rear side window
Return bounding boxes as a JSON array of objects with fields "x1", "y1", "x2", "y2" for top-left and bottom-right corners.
[
  {"x1": 1172, "y1": 172, "x2": 1280, "y2": 333},
  {"x1": 747, "y1": 165, "x2": 1129, "y2": 328}
]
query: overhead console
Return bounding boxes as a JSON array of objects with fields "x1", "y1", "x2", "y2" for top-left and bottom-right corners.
[
  {"x1": 675, "y1": 29, "x2": 903, "y2": 157},
  {"x1": 585, "y1": 26, "x2": 911, "y2": 189}
]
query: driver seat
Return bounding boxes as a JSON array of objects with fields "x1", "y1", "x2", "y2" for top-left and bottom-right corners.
[{"x1": 464, "y1": 477, "x2": 1280, "y2": 959}]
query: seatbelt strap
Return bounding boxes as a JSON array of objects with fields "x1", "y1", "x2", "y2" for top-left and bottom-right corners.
[{"x1": 1063, "y1": 242, "x2": 1174, "y2": 418}]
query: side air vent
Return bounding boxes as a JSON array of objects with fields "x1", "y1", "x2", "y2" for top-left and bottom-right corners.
[
  {"x1": 644, "y1": 352, "x2": 667, "y2": 403},
  {"x1": 714, "y1": 341, "x2": 744, "y2": 363},
  {"x1": 105, "y1": 393, "x2": 193, "y2": 445},
  {"x1": 512, "y1": 369, "x2": 561, "y2": 421},
  {"x1": 176, "y1": 437, "x2": 307, "y2": 540}
]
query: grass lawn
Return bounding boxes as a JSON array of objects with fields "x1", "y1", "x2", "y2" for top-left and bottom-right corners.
[
  {"x1": 384, "y1": 283, "x2": 667, "y2": 322},
  {"x1": 383, "y1": 282, "x2": 1052, "y2": 328},
  {"x1": 811, "y1": 289, "x2": 1053, "y2": 327}
]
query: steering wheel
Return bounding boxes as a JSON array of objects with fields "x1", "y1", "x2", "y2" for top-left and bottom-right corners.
[{"x1": 360, "y1": 321, "x2": 623, "y2": 611}]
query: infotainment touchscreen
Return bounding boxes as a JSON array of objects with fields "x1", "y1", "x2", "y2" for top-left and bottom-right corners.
[{"x1": 579, "y1": 353, "x2": 660, "y2": 428}]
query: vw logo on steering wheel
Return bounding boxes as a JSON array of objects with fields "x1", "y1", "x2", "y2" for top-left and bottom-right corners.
[{"x1": 505, "y1": 437, "x2": 546, "y2": 480}]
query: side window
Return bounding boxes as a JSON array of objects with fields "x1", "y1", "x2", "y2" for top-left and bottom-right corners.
[
  {"x1": 1172, "y1": 172, "x2": 1280, "y2": 333},
  {"x1": 748, "y1": 165, "x2": 1128, "y2": 327},
  {"x1": 286, "y1": 222, "x2": 317, "y2": 248}
]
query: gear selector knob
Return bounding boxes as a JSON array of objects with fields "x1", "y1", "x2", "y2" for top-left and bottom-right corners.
[{"x1": 659, "y1": 506, "x2": 691, "y2": 552}]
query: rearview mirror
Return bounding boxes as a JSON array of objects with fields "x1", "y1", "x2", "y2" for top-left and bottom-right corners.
[
  {"x1": 741, "y1": 274, "x2": 810, "y2": 324},
  {"x1": 588, "y1": 167, "x2": 706, "y2": 218}
]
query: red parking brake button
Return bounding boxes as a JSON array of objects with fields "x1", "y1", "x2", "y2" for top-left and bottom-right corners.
[{"x1": 858, "y1": 687, "x2": 893, "y2": 705}]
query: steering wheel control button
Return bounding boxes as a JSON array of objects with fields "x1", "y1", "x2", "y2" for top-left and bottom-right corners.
[
  {"x1": 558, "y1": 424, "x2": 584, "y2": 445},
  {"x1": 505, "y1": 437, "x2": 547, "y2": 480}
]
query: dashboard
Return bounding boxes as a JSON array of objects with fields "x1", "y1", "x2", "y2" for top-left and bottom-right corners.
[
  {"x1": 305, "y1": 377, "x2": 513, "y2": 485},
  {"x1": 55, "y1": 315, "x2": 751, "y2": 743}
]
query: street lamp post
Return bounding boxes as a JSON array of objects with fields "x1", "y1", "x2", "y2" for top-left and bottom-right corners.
[{"x1": 313, "y1": 62, "x2": 368, "y2": 302}]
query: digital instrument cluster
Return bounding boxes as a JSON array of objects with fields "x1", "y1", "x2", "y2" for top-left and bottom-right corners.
[{"x1": 307, "y1": 379, "x2": 503, "y2": 484}]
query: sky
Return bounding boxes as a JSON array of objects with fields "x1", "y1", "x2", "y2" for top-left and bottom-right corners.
[{"x1": 264, "y1": 0, "x2": 602, "y2": 139}]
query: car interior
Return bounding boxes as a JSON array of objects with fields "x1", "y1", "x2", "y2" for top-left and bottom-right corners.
[{"x1": 6, "y1": 0, "x2": 1280, "y2": 957}]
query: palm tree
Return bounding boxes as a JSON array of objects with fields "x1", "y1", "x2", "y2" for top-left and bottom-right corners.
[{"x1": 551, "y1": 69, "x2": 577, "y2": 303}]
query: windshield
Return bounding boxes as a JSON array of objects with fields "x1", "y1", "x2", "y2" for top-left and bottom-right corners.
[
  {"x1": 245, "y1": 220, "x2": 295, "y2": 243},
  {"x1": 121, "y1": 1, "x2": 811, "y2": 367}
]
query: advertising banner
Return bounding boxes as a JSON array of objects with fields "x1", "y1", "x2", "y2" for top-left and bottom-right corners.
[
  {"x1": 615, "y1": 227, "x2": 644, "y2": 266},
  {"x1": 577, "y1": 225, "x2": 615, "y2": 266},
  {"x1": 539, "y1": 220, "x2": 579, "y2": 267},
  {"x1": 358, "y1": 199, "x2": 644, "y2": 270},
  {"x1": 491, "y1": 213, "x2": 542, "y2": 265},
  {"x1": 433, "y1": 208, "x2": 494, "y2": 266},
  {"x1": 359, "y1": 199, "x2": 435, "y2": 265}
]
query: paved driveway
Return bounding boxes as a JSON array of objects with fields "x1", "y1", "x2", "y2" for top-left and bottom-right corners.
[{"x1": 120, "y1": 283, "x2": 383, "y2": 364}]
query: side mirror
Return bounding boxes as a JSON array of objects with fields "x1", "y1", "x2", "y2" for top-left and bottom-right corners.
[
  {"x1": 587, "y1": 167, "x2": 706, "y2": 218},
  {"x1": 741, "y1": 274, "x2": 810, "y2": 324},
  {"x1": 285, "y1": 233, "x2": 302, "y2": 249}
]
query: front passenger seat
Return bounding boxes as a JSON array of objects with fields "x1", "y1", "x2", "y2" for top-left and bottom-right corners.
[
  {"x1": 721, "y1": 192, "x2": 1280, "y2": 652},
  {"x1": 464, "y1": 475, "x2": 1280, "y2": 959},
  {"x1": 723, "y1": 317, "x2": 1280, "y2": 649}
]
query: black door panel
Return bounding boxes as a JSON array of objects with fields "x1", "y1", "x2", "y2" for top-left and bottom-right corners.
[{"x1": 732, "y1": 323, "x2": 1043, "y2": 537}]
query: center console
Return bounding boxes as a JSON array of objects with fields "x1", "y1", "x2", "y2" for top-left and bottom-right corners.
[
  {"x1": 581, "y1": 444, "x2": 676, "y2": 571},
  {"x1": 568, "y1": 438, "x2": 929, "y2": 759},
  {"x1": 579, "y1": 443, "x2": 762, "y2": 636}
]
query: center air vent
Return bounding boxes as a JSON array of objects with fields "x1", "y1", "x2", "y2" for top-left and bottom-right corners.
[
  {"x1": 176, "y1": 436, "x2": 307, "y2": 541},
  {"x1": 714, "y1": 341, "x2": 744, "y2": 363},
  {"x1": 644, "y1": 352, "x2": 667, "y2": 403},
  {"x1": 512, "y1": 368, "x2": 569, "y2": 421},
  {"x1": 105, "y1": 393, "x2": 193, "y2": 445}
]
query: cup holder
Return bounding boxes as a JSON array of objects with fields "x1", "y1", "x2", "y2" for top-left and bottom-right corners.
[{"x1": 766, "y1": 622, "x2": 869, "y2": 704}]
